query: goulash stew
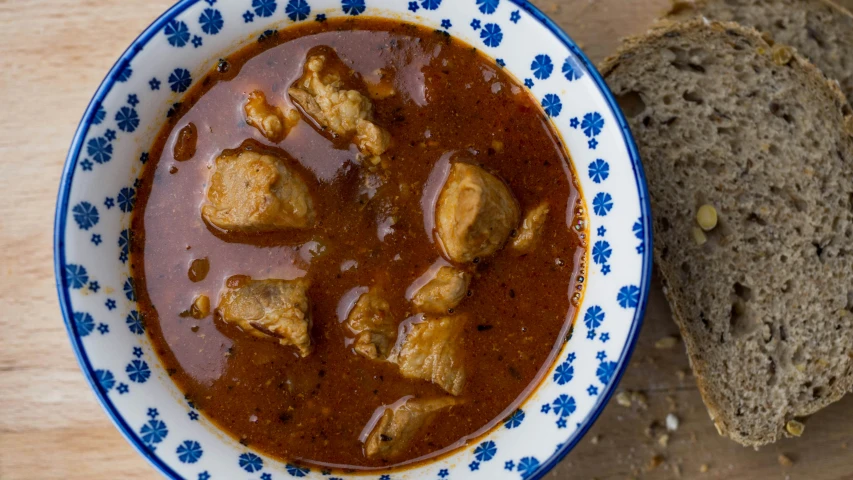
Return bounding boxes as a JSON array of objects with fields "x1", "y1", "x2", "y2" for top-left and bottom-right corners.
[{"x1": 132, "y1": 18, "x2": 587, "y2": 470}]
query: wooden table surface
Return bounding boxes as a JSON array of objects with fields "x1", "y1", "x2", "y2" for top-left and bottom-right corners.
[{"x1": 1, "y1": 1, "x2": 851, "y2": 478}]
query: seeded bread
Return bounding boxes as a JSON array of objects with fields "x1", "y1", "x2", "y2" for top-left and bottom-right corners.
[
  {"x1": 601, "y1": 20, "x2": 853, "y2": 447},
  {"x1": 669, "y1": 0, "x2": 853, "y2": 102}
]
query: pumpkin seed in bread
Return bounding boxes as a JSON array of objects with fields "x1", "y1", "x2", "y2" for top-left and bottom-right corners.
[{"x1": 601, "y1": 20, "x2": 853, "y2": 447}]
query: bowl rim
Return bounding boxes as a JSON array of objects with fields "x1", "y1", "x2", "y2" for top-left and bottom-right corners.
[
  {"x1": 53, "y1": 1, "x2": 652, "y2": 478},
  {"x1": 512, "y1": 4, "x2": 651, "y2": 478}
]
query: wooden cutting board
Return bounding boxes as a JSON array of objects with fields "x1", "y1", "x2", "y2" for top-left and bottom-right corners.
[{"x1": 1, "y1": 1, "x2": 850, "y2": 478}]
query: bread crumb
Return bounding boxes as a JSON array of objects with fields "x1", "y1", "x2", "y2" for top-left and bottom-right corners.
[
  {"x1": 666, "y1": 395, "x2": 677, "y2": 412},
  {"x1": 658, "y1": 433, "x2": 670, "y2": 448},
  {"x1": 666, "y1": 413, "x2": 680, "y2": 431},
  {"x1": 616, "y1": 391, "x2": 632, "y2": 407},
  {"x1": 778, "y1": 454, "x2": 794, "y2": 467},
  {"x1": 645, "y1": 421, "x2": 661, "y2": 438},
  {"x1": 676, "y1": 369, "x2": 687, "y2": 381},
  {"x1": 590, "y1": 435, "x2": 600, "y2": 445},
  {"x1": 655, "y1": 335, "x2": 679, "y2": 349},
  {"x1": 700, "y1": 463, "x2": 710, "y2": 473},
  {"x1": 786, "y1": 419, "x2": 805, "y2": 437},
  {"x1": 647, "y1": 454, "x2": 665, "y2": 470},
  {"x1": 630, "y1": 391, "x2": 649, "y2": 410}
]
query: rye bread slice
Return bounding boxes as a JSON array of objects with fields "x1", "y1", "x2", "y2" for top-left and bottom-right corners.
[
  {"x1": 601, "y1": 20, "x2": 853, "y2": 447},
  {"x1": 669, "y1": 0, "x2": 853, "y2": 103}
]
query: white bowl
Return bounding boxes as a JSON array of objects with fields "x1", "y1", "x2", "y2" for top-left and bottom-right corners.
[{"x1": 55, "y1": 1, "x2": 652, "y2": 478}]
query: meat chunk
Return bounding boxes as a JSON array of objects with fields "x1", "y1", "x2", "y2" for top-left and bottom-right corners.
[
  {"x1": 190, "y1": 295, "x2": 210, "y2": 319},
  {"x1": 365, "y1": 72, "x2": 396, "y2": 100},
  {"x1": 173, "y1": 123, "x2": 198, "y2": 161},
  {"x1": 435, "y1": 163, "x2": 520, "y2": 263},
  {"x1": 218, "y1": 277, "x2": 313, "y2": 356},
  {"x1": 202, "y1": 150, "x2": 315, "y2": 233},
  {"x1": 364, "y1": 397, "x2": 458, "y2": 459},
  {"x1": 511, "y1": 202, "x2": 550, "y2": 255},
  {"x1": 355, "y1": 120, "x2": 391, "y2": 157},
  {"x1": 393, "y1": 316, "x2": 466, "y2": 395},
  {"x1": 346, "y1": 289, "x2": 396, "y2": 359},
  {"x1": 288, "y1": 55, "x2": 391, "y2": 157},
  {"x1": 411, "y1": 266, "x2": 471, "y2": 314},
  {"x1": 244, "y1": 90, "x2": 300, "y2": 142}
]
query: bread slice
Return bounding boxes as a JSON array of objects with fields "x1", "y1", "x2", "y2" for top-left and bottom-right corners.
[
  {"x1": 669, "y1": 0, "x2": 853, "y2": 103},
  {"x1": 601, "y1": 20, "x2": 853, "y2": 447}
]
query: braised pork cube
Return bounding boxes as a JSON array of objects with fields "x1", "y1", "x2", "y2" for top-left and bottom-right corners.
[
  {"x1": 411, "y1": 266, "x2": 471, "y2": 314},
  {"x1": 173, "y1": 123, "x2": 198, "y2": 161},
  {"x1": 288, "y1": 55, "x2": 391, "y2": 157},
  {"x1": 393, "y1": 316, "x2": 466, "y2": 395},
  {"x1": 364, "y1": 397, "x2": 458, "y2": 459},
  {"x1": 436, "y1": 163, "x2": 520, "y2": 263},
  {"x1": 510, "y1": 202, "x2": 550, "y2": 255},
  {"x1": 190, "y1": 295, "x2": 210, "y2": 319},
  {"x1": 346, "y1": 289, "x2": 396, "y2": 359},
  {"x1": 202, "y1": 150, "x2": 315, "y2": 233},
  {"x1": 355, "y1": 120, "x2": 391, "y2": 157},
  {"x1": 244, "y1": 90, "x2": 300, "y2": 142},
  {"x1": 218, "y1": 277, "x2": 313, "y2": 357}
]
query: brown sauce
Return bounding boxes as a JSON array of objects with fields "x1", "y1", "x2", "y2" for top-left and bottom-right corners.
[{"x1": 131, "y1": 18, "x2": 585, "y2": 470}]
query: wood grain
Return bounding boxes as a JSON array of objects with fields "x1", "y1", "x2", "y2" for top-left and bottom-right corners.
[
  {"x1": 1, "y1": 1, "x2": 850, "y2": 478},
  {"x1": 836, "y1": 0, "x2": 853, "y2": 12}
]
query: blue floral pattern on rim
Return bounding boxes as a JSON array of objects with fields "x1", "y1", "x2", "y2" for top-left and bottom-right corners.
[
  {"x1": 478, "y1": 0, "x2": 500, "y2": 14},
  {"x1": 72, "y1": 202, "x2": 99, "y2": 230},
  {"x1": 341, "y1": 0, "x2": 365, "y2": 16},
  {"x1": 177, "y1": 440, "x2": 204, "y2": 464},
  {"x1": 55, "y1": 1, "x2": 651, "y2": 479},
  {"x1": 199, "y1": 8, "x2": 224, "y2": 34},
  {"x1": 253, "y1": 0, "x2": 277, "y2": 18},
  {"x1": 531, "y1": 54, "x2": 553, "y2": 80},
  {"x1": 480, "y1": 23, "x2": 503, "y2": 47},
  {"x1": 286, "y1": 0, "x2": 310, "y2": 21},
  {"x1": 75, "y1": 311, "x2": 96, "y2": 336},
  {"x1": 164, "y1": 20, "x2": 191, "y2": 47}
]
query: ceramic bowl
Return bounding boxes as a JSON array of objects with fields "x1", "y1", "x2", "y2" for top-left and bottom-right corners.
[{"x1": 55, "y1": 0, "x2": 651, "y2": 478}]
